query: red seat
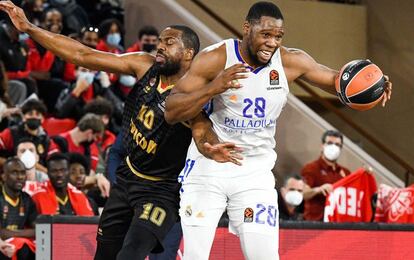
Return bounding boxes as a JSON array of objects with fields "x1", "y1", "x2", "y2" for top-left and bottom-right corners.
[{"x1": 42, "y1": 117, "x2": 76, "y2": 136}]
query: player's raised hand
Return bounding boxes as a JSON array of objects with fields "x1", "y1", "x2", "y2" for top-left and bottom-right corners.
[
  {"x1": 203, "y1": 142, "x2": 243, "y2": 166},
  {"x1": 0, "y1": 1, "x2": 31, "y2": 32},
  {"x1": 210, "y1": 63, "x2": 249, "y2": 95},
  {"x1": 382, "y1": 75, "x2": 392, "y2": 107}
]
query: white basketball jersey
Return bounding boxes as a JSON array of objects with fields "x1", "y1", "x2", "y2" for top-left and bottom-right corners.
[{"x1": 183, "y1": 39, "x2": 289, "y2": 178}]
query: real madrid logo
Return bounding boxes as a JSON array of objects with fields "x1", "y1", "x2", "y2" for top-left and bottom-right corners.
[{"x1": 37, "y1": 144, "x2": 44, "y2": 154}]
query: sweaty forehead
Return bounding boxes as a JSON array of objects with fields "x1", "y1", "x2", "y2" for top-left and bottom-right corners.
[
  {"x1": 160, "y1": 28, "x2": 183, "y2": 40},
  {"x1": 253, "y1": 16, "x2": 284, "y2": 32}
]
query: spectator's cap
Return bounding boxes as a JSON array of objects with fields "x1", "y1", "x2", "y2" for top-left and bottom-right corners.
[{"x1": 21, "y1": 99, "x2": 47, "y2": 116}]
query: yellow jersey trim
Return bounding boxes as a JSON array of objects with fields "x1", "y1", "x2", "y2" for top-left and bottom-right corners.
[{"x1": 126, "y1": 156, "x2": 163, "y2": 181}]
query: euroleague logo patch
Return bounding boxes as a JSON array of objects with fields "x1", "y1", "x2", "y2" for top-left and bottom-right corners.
[
  {"x1": 244, "y1": 207, "x2": 254, "y2": 223},
  {"x1": 269, "y1": 70, "x2": 279, "y2": 85}
]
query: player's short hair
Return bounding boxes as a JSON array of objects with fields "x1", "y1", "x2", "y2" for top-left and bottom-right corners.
[
  {"x1": 47, "y1": 152, "x2": 69, "y2": 168},
  {"x1": 245, "y1": 1, "x2": 284, "y2": 24},
  {"x1": 321, "y1": 130, "x2": 344, "y2": 144},
  {"x1": 83, "y1": 98, "x2": 113, "y2": 118},
  {"x1": 21, "y1": 99, "x2": 47, "y2": 115},
  {"x1": 169, "y1": 25, "x2": 200, "y2": 56},
  {"x1": 77, "y1": 113, "x2": 105, "y2": 134},
  {"x1": 138, "y1": 25, "x2": 159, "y2": 39},
  {"x1": 68, "y1": 152, "x2": 90, "y2": 175}
]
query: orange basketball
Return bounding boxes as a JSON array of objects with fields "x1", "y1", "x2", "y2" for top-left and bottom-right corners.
[{"x1": 335, "y1": 60, "x2": 386, "y2": 111}]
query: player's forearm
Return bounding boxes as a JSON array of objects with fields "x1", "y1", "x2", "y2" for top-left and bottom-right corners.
[
  {"x1": 165, "y1": 87, "x2": 215, "y2": 124},
  {"x1": 0, "y1": 229, "x2": 35, "y2": 239},
  {"x1": 191, "y1": 114, "x2": 219, "y2": 158},
  {"x1": 303, "y1": 186, "x2": 321, "y2": 200}
]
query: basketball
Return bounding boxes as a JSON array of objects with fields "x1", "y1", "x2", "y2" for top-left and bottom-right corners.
[{"x1": 335, "y1": 60, "x2": 386, "y2": 111}]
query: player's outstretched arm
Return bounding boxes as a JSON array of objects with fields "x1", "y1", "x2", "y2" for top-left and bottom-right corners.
[
  {"x1": 0, "y1": 1, "x2": 153, "y2": 77},
  {"x1": 165, "y1": 44, "x2": 248, "y2": 124},
  {"x1": 283, "y1": 48, "x2": 338, "y2": 95},
  {"x1": 191, "y1": 113, "x2": 243, "y2": 165}
]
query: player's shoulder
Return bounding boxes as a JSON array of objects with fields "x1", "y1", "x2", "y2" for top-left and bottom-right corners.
[
  {"x1": 281, "y1": 47, "x2": 313, "y2": 66},
  {"x1": 190, "y1": 41, "x2": 226, "y2": 79},
  {"x1": 121, "y1": 52, "x2": 155, "y2": 79}
]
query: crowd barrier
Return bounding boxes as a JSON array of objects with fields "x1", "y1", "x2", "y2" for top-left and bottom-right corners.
[{"x1": 36, "y1": 215, "x2": 414, "y2": 260}]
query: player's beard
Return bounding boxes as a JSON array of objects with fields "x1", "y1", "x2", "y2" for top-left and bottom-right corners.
[{"x1": 158, "y1": 59, "x2": 182, "y2": 77}]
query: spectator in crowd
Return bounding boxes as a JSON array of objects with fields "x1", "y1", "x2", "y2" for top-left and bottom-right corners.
[
  {"x1": 96, "y1": 18, "x2": 124, "y2": 54},
  {"x1": 21, "y1": 0, "x2": 47, "y2": 27},
  {"x1": 0, "y1": 19, "x2": 37, "y2": 98},
  {"x1": 83, "y1": 98, "x2": 117, "y2": 149},
  {"x1": 0, "y1": 61, "x2": 22, "y2": 129},
  {"x1": 53, "y1": 113, "x2": 104, "y2": 173},
  {"x1": 54, "y1": 66, "x2": 112, "y2": 121},
  {"x1": 67, "y1": 152, "x2": 99, "y2": 215},
  {"x1": 301, "y1": 130, "x2": 351, "y2": 221},
  {"x1": 48, "y1": 0, "x2": 89, "y2": 35},
  {"x1": 278, "y1": 174, "x2": 305, "y2": 221},
  {"x1": 31, "y1": 152, "x2": 94, "y2": 216},
  {"x1": 79, "y1": 26, "x2": 99, "y2": 49},
  {"x1": 127, "y1": 25, "x2": 159, "y2": 55},
  {"x1": 26, "y1": 8, "x2": 76, "y2": 112},
  {"x1": 0, "y1": 99, "x2": 56, "y2": 167},
  {"x1": 52, "y1": 113, "x2": 110, "y2": 197},
  {"x1": 0, "y1": 157, "x2": 37, "y2": 260},
  {"x1": 15, "y1": 138, "x2": 48, "y2": 197},
  {"x1": 106, "y1": 132, "x2": 124, "y2": 185}
]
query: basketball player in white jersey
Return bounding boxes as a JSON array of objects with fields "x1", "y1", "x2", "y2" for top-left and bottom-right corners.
[{"x1": 165, "y1": 2, "x2": 392, "y2": 259}]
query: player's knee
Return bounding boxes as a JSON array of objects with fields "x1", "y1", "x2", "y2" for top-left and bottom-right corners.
[{"x1": 240, "y1": 232, "x2": 279, "y2": 260}]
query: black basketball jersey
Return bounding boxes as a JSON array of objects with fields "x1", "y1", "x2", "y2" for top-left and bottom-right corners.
[
  {"x1": 0, "y1": 189, "x2": 37, "y2": 231},
  {"x1": 122, "y1": 65, "x2": 192, "y2": 182}
]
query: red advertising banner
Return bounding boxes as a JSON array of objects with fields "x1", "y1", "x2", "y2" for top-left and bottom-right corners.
[
  {"x1": 49, "y1": 223, "x2": 414, "y2": 260},
  {"x1": 375, "y1": 184, "x2": 414, "y2": 223}
]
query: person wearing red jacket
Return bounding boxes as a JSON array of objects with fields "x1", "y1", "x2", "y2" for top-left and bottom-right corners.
[
  {"x1": 31, "y1": 153, "x2": 94, "y2": 216},
  {"x1": 301, "y1": 130, "x2": 351, "y2": 221}
]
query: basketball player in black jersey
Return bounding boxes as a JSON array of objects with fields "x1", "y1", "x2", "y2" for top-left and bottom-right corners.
[{"x1": 0, "y1": 2, "x2": 244, "y2": 258}]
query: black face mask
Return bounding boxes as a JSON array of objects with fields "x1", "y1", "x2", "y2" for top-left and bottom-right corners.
[
  {"x1": 25, "y1": 118, "x2": 41, "y2": 130},
  {"x1": 142, "y1": 43, "x2": 156, "y2": 53}
]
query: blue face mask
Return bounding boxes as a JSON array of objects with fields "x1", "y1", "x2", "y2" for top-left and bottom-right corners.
[
  {"x1": 19, "y1": 33, "x2": 29, "y2": 42},
  {"x1": 119, "y1": 75, "x2": 137, "y2": 87},
  {"x1": 78, "y1": 71, "x2": 95, "y2": 85},
  {"x1": 106, "y1": 33, "x2": 121, "y2": 46}
]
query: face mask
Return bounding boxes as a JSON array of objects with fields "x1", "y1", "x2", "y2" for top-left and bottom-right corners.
[
  {"x1": 25, "y1": 118, "x2": 41, "y2": 130},
  {"x1": 119, "y1": 75, "x2": 137, "y2": 87},
  {"x1": 19, "y1": 33, "x2": 29, "y2": 42},
  {"x1": 323, "y1": 144, "x2": 341, "y2": 162},
  {"x1": 142, "y1": 43, "x2": 156, "y2": 53},
  {"x1": 284, "y1": 190, "x2": 303, "y2": 206},
  {"x1": 106, "y1": 33, "x2": 121, "y2": 46},
  {"x1": 20, "y1": 150, "x2": 36, "y2": 170},
  {"x1": 78, "y1": 71, "x2": 95, "y2": 85}
]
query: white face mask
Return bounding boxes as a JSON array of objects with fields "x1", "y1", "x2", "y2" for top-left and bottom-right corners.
[
  {"x1": 119, "y1": 75, "x2": 137, "y2": 87},
  {"x1": 284, "y1": 190, "x2": 303, "y2": 206},
  {"x1": 20, "y1": 150, "x2": 37, "y2": 170},
  {"x1": 323, "y1": 144, "x2": 341, "y2": 162}
]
